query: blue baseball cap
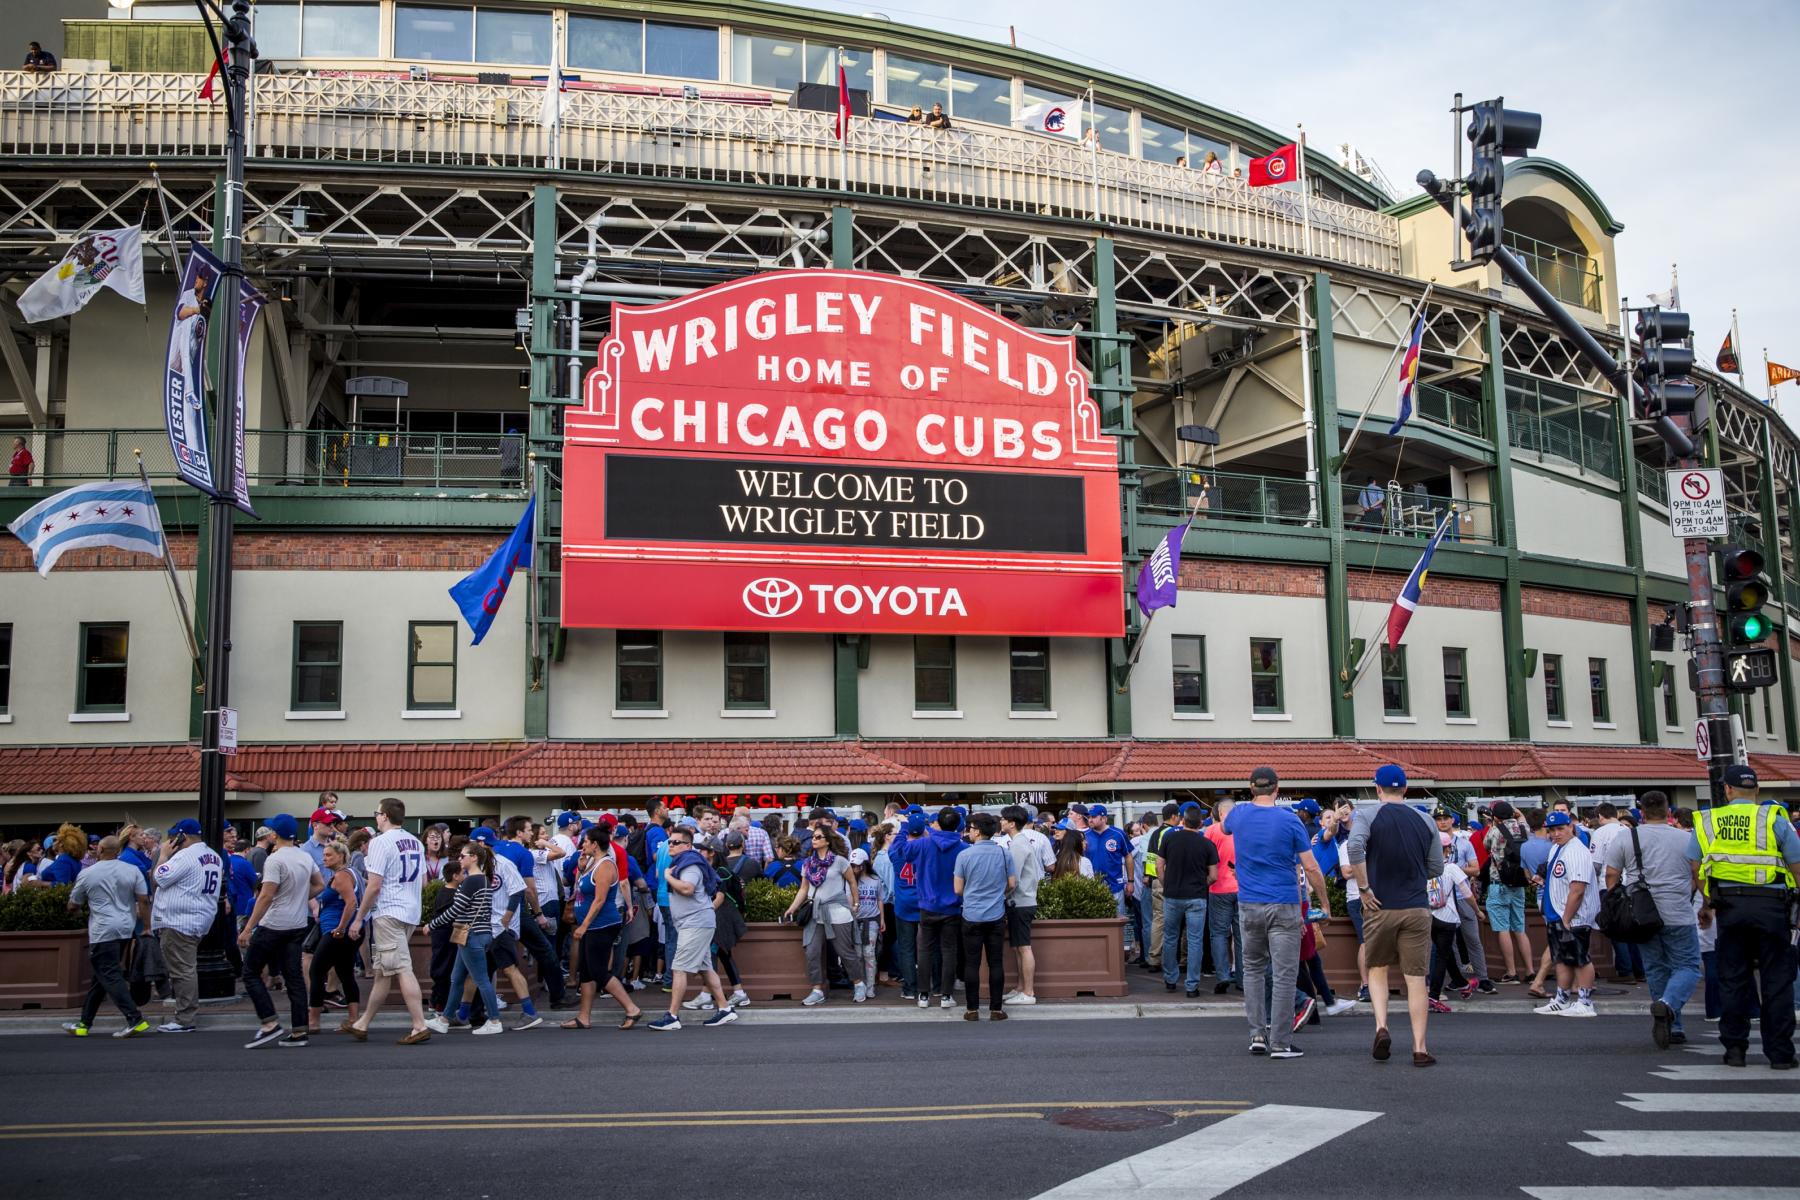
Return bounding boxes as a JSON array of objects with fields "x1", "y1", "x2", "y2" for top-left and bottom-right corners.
[
  {"x1": 266, "y1": 813, "x2": 299, "y2": 841},
  {"x1": 905, "y1": 812, "x2": 927, "y2": 835},
  {"x1": 848, "y1": 818, "x2": 868, "y2": 832},
  {"x1": 1087, "y1": 803, "x2": 1109, "y2": 819},
  {"x1": 1373, "y1": 764, "x2": 1408, "y2": 789},
  {"x1": 556, "y1": 811, "x2": 581, "y2": 829},
  {"x1": 468, "y1": 826, "x2": 497, "y2": 844},
  {"x1": 1293, "y1": 798, "x2": 1321, "y2": 816},
  {"x1": 168, "y1": 819, "x2": 203, "y2": 838},
  {"x1": 42, "y1": 835, "x2": 56, "y2": 849},
  {"x1": 676, "y1": 816, "x2": 699, "y2": 830},
  {"x1": 1179, "y1": 800, "x2": 1204, "y2": 814},
  {"x1": 1544, "y1": 810, "x2": 1573, "y2": 828}
]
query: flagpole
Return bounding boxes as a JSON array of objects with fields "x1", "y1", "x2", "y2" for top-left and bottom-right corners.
[
  {"x1": 1297, "y1": 124, "x2": 1312, "y2": 260},
  {"x1": 1334, "y1": 281, "x2": 1436, "y2": 469},
  {"x1": 149, "y1": 165, "x2": 185, "y2": 277},
  {"x1": 135, "y1": 449, "x2": 202, "y2": 672},
  {"x1": 1731, "y1": 308, "x2": 1745, "y2": 386},
  {"x1": 547, "y1": 14, "x2": 562, "y2": 171},
  {"x1": 1086, "y1": 84, "x2": 1100, "y2": 223},
  {"x1": 1669, "y1": 262, "x2": 1680, "y2": 310}
]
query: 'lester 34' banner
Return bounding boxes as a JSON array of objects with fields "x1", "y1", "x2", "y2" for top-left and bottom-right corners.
[{"x1": 564, "y1": 270, "x2": 1123, "y2": 636}]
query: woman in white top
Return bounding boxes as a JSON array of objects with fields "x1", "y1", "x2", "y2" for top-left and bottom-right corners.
[{"x1": 783, "y1": 830, "x2": 857, "y2": 1007}]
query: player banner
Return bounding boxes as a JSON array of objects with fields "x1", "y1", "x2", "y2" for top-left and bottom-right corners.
[{"x1": 164, "y1": 242, "x2": 258, "y2": 515}]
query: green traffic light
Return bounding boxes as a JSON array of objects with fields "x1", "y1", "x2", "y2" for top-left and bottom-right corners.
[{"x1": 1742, "y1": 614, "x2": 1767, "y2": 641}]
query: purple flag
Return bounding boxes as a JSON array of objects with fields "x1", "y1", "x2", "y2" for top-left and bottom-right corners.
[{"x1": 1135, "y1": 520, "x2": 1190, "y2": 617}]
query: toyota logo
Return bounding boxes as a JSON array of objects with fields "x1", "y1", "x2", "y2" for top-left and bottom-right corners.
[{"x1": 742, "y1": 576, "x2": 803, "y2": 618}]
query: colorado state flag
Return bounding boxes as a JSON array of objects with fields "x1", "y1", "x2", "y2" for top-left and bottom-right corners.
[
  {"x1": 1388, "y1": 312, "x2": 1426, "y2": 436},
  {"x1": 1385, "y1": 510, "x2": 1453, "y2": 650}
]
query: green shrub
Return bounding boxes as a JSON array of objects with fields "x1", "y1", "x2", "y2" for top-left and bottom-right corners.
[
  {"x1": 1037, "y1": 874, "x2": 1119, "y2": 920},
  {"x1": 422, "y1": 879, "x2": 444, "y2": 916},
  {"x1": 0, "y1": 884, "x2": 87, "y2": 932},
  {"x1": 743, "y1": 877, "x2": 798, "y2": 923}
]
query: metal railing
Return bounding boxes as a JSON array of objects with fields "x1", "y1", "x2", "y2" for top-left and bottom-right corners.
[
  {"x1": 7, "y1": 428, "x2": 527, "y2": 491},
  {"x1": 1636, "y1": 461, "x2": 1668, "y2": 505},
  {"x1": 1413, "y1": 383, "x2": 1484, "y2": 438},
  {"x1": 1506, "y1": 408, "x2": 1620, "y2": 480},
  {"x1": 1341, "y1": 482, "x2": 1497, "y2": 545},
  {"x1": 0, "y1": 71, "x2": 1401, "y2": 274},
  {"x1": 1137, "y1": 467, "x2": 1318, "y2": 527},
  {"x1": 1502, "y1": 230, "x2": 1603, "y2": 311}
]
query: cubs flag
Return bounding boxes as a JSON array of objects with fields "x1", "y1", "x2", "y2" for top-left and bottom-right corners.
[
  {"x1": 17, "y1": 226, "x2": 145, "y2": 324},
  {"x1": 1014, "y1": 99, "x2": 1083, "y2": 141},
  {"x1": 1135, "y1": 519, "x2": 1191, "y2": 617},
  {"x1": 1716, "y1": 330, "x2": 1739, "y2": 375},
  {"x1": 1388, "y1": 311, "x2": 1427, "y2": 436},
  {"x1": 7, "y1": 481, "x2": 165, "y2": 577},
  {"x1": 1386, "y1": 510, "x2": 1453, "y2": 650},
  {"x1": 1248, "y1": 142, "x2": 1299, "y2": 187},
  {"x1": 450, "y1": 497, "x2": 535, "y2": 645}
]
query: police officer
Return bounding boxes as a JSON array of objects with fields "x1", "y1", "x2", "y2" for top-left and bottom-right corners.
[
  {"x1": 1690, "y1": 765, "x2": 1800, "y2": 1070},
  {"x1": 1144, "y1": 801, "x2": 1180, "y2": 973}
]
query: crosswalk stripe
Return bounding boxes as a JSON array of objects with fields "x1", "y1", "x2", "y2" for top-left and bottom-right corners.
[
  {"x1": 1649, "y1": 1065, "x2": 1795, "y2": 1081},
  {"x1": 1571, "y1": 1130, "x2": 1800, "y2": 1157},
  {"x1": 1025, "y1": 1104, "x2": 1381, "y2": 1199},
  {"x1": 1620, "y1": 1092, "x2": 1800, "y2": 1113},
  {"x1": 1524, "y1": 1189, "x2": 1800, "y2": 1199}
]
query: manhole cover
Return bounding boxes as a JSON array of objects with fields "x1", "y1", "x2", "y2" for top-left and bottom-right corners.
[{"x1": 1050, "y1": 1106, "x2": 1175, "y2": 1132}]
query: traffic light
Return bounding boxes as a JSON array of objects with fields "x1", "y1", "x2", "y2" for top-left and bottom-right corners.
[
  {"x1": 1465, "y1": 99, "x2": 1542, "y2": 262},
  {"x1": 1717, "y1": 543, "x2": 1769, "y2": 646},
  {"x1": 1634, "y1": 309, "x2": 1697, "y2": 420}
]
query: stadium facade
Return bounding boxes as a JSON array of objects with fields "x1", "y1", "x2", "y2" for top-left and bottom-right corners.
[{"x1": 1, "y1": 0, "x2": 1794, "y2": 826}]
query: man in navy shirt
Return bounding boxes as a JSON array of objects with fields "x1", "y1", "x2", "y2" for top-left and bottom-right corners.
[{"x1": 1346, "y1": 764, "x2": 1443, "y2": 1066}]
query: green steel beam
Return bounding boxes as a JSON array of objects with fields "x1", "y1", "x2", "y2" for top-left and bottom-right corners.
[
  {"x1": 1483, "y1": 309, "x2": 1531, "y2": 740},
  {"x1": 524, "y1": 183, "x2": 558, "y2": 740},
  {"x1": 1761, "y1": 417, "x2": 1799, "y2": 751},
  {"x1": 1612, "y1": 383, "x2": 1657, "y2": 745},
  {"x1": 1311, "y1": 272, "x2": 1354, "y2": 737},
  {"x1": 1098, "y1": 236, "x2": 1133, "y2": 737}
]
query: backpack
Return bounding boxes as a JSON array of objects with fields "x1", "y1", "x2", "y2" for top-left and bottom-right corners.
[
  {"x1": 1496, "y1": 822, "x2": 1529, "y2": 888},
  {"x1": 1427, "y1": 871, "x2": 1452, "y2": 910}
]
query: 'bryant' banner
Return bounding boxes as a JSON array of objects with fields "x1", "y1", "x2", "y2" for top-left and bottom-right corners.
[{"x1": 563, "y1": 270, "x2": 1123, "y2": 636}]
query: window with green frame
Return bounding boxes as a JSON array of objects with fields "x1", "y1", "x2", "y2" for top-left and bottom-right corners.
[
  {"x1": 1588, "y1": 657, "x2": 1609, "y2": 722},
  {"x1": 724, "y1": 632, "x2": 769, "y2": 709},
  {"x1": 1762, "y1": 686, "x2": 1774, "y2": 737},
  {"x1": 1661, "y1": 669, "x2": 1679, "y2": 728},
  {"x1": 1171, "y1": 635, "x2": 1206, "y2": 712},
  {"x1": 1250, "y1": 638, "x2": 1283, "y2": 714},
  {"x1": 1381, "y1": 647, "x2": 1409, "y2": 716},
  {"x1": 913, "y1": 635, "x2": 956, "y2": 710},
  {"x1": 407, "y1": 621, "x2": 457, "y2": 710},
  {"x1": 1543, "y1": 653, "x2": 1565, "y2": 721},
  {"x1": 291, "y1": 621, "x2": 343, "y2": 711},
  {"x1": 77, "y1": 622, "x2": 129, "y2": 713},
  {"x1": 0, "y1": 623, "x2": 10, "y2": 714},
  {"x1": 617, "y1": 630, "x2": 662, "y2": 708},
  {"x1": 1442, "y1": 647, "x2": 1469, "y2": 718},
  {"x1": 1009, "y1": 637, "x2": 1050, "y2": 710}
]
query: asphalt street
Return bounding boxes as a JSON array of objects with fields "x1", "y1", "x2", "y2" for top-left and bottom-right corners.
[{"x1": 7, "y1": 1010, "x2": 1796, "y2": 1199}]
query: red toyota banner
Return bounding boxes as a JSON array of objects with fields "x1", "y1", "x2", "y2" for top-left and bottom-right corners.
[{"x1": 563, "y1": 270, "x2": 1123, "y2": 636}]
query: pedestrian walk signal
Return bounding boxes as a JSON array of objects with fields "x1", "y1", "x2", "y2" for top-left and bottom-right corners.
[{"x1": 1725, "y1": 647, "x2": 1778, "y2": 693}]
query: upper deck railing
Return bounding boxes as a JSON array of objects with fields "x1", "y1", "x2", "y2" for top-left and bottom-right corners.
[{"x1": 0, "y1": 71, "x2": 1401, "y2": 273}]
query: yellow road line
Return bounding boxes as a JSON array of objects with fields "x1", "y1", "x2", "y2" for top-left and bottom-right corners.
[{"x1": 5, "y1": 1099, "x2": 1250, "y2": 1134}]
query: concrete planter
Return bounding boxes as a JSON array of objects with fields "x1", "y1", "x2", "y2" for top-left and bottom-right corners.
[
  {"x1": 733, "y1": 923, "x2": 812, "y2": 1002},
  {"x1": 1022, "y1": 917, "x2": 1128, "y2": 998},
  {"x1": 1316, "y1": 910, "x2": 1620, "y2": 991},
  {"x1": 0, "y1": 929, "x2": 92, "y2": 1010}
]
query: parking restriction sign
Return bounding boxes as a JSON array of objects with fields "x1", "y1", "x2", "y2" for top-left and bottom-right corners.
[{"x1": 1666, "y1": 467, "x2": 1726, "y2": 537}]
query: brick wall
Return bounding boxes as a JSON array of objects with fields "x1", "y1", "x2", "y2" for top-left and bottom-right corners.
[
  {"x1": 1178, "y1": 560, "x2": 1325, "y2": 598},
  {"x1": 0, "y1": 532, "x2": 495, "y2": 572},
  {"x1": 1521, "y1": 585, "x2": 1632, "y2": 625},
  {"x1": 1347, "y1": 570, "x2": 1500, "y2": 610}
]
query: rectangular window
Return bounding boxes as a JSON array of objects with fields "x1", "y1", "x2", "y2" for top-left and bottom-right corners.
[
  {"x1": 1382, "y1": 647, "x2": 1409, "y2": 717},
  {"x1": 395, "y1": 5, "x2": 474, "y2": 61},
  {"x1": 730, "y1": 32, "x2": 802, "y2": 89},
  {"x1": 407, "y1": 621, "x2": 457, "y2": 710},
  {"x1": 257, "y1": 3, "x2": 301, "y2": 56},
  {"x1": 644, "y1": 21, "x2": 718, "y2": 80},
  {"x1": 291, "y1": 622, "x2": 343, "y2": 711},
  {"x1": 913, "y1": 635, "x2": 956, "y2": 710},
  {"x1": 474, "y1": 8, "x2": 551, "y2": 65},
  {"x1": 1009, "y1": 637, "x2": 1050, "y2": 710},
  {"x1": 0, "y1": 623, "x2": 10, "y2": 714},
  {"x1": 1543, "y1": 653, "x2": 1564, "y2": 721},
  {"x1": 1139, "y1": 116, "x2": 1186, "y2": 164},
  {"x1": 1661, "y1": 669, "x2": 1679, "y2": 727},
  {"x1": 1589, "y1": 657, "x2": 1609, "y2": 722},
  {"x1": 616, "y1": 630, "x2": 662, "y2": 708},
  {"x1": 77, "y1": 622, "x2": 129, "y2": 713},
  {"x1": 724, "y1": 632, "x2": 770, "y2": 709},
  {"x1": 1250, "y1": 638, "x2": 1283, "y2": 714},
  {"x1": 1171, "y1": 635, "x2": 1206, "y2": 713},
  {"x1": 569, "y1": 14, "x2": 642, "y2": 72},
  {"x1": 804, "y1": 43, "x2": 872, "y2": 93},
  {"x1": 302, "y1": 3, "x2": 380, "y2": 57},
  {"x1": 1442, "y1": 647, "x2": 1469, "y2": 718},
  {"x1": 1085, "y1": 100, "x2": 1132, "y2": 154},
  {"x1": 1763, "y1": 687, "x2": 1774, "y2": 737},
  {"x1": 950, "y1": 67, "x2": 1012, "y2": 126},
  {"x1": 1744, "y1": 694, "x2": 1756, "y2": 734},
  {"x1": 886, "y1": 53, "x2": 948, "y2": 114}
]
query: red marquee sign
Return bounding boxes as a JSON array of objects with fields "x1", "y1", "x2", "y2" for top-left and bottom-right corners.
[{"x1": 563, "y1": 270, "x2": 1123, "y2": 636}]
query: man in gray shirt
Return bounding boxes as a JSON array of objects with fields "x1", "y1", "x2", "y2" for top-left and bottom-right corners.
[
  {"x1": 1604, "y1": 791, "x2": 1700, "y2": 1049},
  {"x1": 237, "y1": 813, "x2": 324, "y2": 1050},
  {"x1": 64, "y1": 836, "x2": 150, "y2": 1038}
]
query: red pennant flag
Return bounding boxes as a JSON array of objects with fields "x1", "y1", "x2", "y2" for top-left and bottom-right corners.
[
  {"x1": 1716, "y1": 330, "x2": 1739, "y2": 375},
  {"x1": 1247, "y1": 142, "x2": 1299, "y2": 187},
  {"x1": 835, "y1": 64, "x2": 851, "y2": 141},
  {"x1": 199, "y1": 56, "x2": 221, "y2": 100}
]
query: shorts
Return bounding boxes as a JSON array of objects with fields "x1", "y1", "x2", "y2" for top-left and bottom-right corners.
[
  {"x1": 490, "y1": 929, "x2": 524, "y2": 971},
  {"x1": 1362, "y1": 906, "x2": 1431, "y2": 977},
  {"x1": 1345, "y1": 898, "x2": 1365, "y2": 943},
  {"x1": 1007, "y1": 905, "x2": 1037, "y2": 947},
  {"x1": 579, "y1": 924, "x2": 621, "y2": 988},
  {"x1": 1486, "y1": 884, "x2": 1526, "y2": 933},
  {"x1": 370, "y1": 917, "x2": 416, "y2": 977},
  {"x1": 672, "y1": 925, "x2": 715, "y2": 975},
  {"x1": 1547, "y1": 923, "x2": 1591, "y2": 968}
]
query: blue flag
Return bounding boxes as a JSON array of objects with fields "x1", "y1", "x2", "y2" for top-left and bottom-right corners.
[{"x1": 449, "y1": 497, "x2": 535, "y2": 645}]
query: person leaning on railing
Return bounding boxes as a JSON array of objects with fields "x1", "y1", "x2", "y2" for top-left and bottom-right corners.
[{"x1": 23, "y1": 42, "x2": 58, "y2": 74}]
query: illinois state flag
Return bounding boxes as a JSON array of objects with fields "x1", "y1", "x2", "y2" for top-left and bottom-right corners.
[
  {"x1": 18, "y1": 226, "x2": 145, "y2": 323},
  {"x1": 450, "y1": 497, "x2": 535, "y2": 645},
  {"x1": 1385, "y1": 512, "x2": 1453, "y2": 650},
  {"x1": 1248, "y1": 142, "x2": 1299, "y2": 187}
]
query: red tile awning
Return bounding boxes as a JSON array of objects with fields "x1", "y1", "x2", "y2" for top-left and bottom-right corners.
[
  {"x1": 0, "y1": 744, "x2": 262, "y2": 796},
  {"x1": 461, "y1": 740, "x2": 926, "y2": 794}
]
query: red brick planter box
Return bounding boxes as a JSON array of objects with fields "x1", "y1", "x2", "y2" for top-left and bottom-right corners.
[
  {"x1": 1022, "y1": 917, "x2": 1128, "y2": 998},
  {"x1": 0, "y1": 929, "x2": 92, "y2": 1010}
]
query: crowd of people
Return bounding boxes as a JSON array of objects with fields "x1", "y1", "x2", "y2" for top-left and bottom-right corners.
[{"x1": 8, "y1": 764, "x2": 1796, "y2": 1068}]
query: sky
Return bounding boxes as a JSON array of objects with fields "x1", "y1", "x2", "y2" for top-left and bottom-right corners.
[{"x1": 813, "y1": 0, "x2": 1800, "y2": 430}]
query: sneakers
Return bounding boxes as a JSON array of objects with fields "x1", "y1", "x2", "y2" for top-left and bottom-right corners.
[
  {"x1": 917, "y1": 993, "x2": 930, "y2": 1010},
  {"x1": 852, "y1": 982, "x2": 867, "y2": 1003},
  {"x1": 472, "y1": 1020, "x2": 504, "y2": 1036},
  {"x1": 681, "y1": 995, "x2": 716, "y2": 1011},
  {"x1": 62, "y1": 1022, "x2": 89, "y2": 1037},
  {"x1": 1533, "y1": 997, "x2": 1569, "y2": 1016},
  {"x1": 513, "y1": 1014, "x2": 544, "y2": 1031},
  {"x1": 277, "y1": 1032, "x2": 309, "y2": 1049},
  {"x1": 1428, "y1": 998, "x2": 1452, "y2": 1015},
  {"x1": 940, "y1": 995, "x2": 955, "y2": 1010},
  {"x1": 1562, "y1": 999, "x2": 1597, "y2": 1018},
  {"x1": 628, "y1": 979, "x2": 648, "y2": 992},
  {"x1": 727, "y1": 990, "x2": 751, "y2": 1008},
  {"x1": 1325, "y1": 998, "x2": 1358, "y2": 1017},
  {"x1": 1651, "y1": 999, "x2": 1674, "y2": 1049},
  {"x1": 703, "y1": 1008, "x2": 738, "y2": 1027},
  {"x1": 646, "y1": 1014, "x2": 682, "y2": 1032},
  {"x1": 1268, "y1": 1044, "x2": 1305, "y2": 1060},
  {"x1": 1477, "y1": 981, "x2": 1498, "y2": 995},
  {"x1": 1723, "y1": 1046, "x2": 1748, "y2": 1067},
  {"x1": 1458, "y1": 980, "x2": 1478, "y2": 1000},
  {"x1": 1356, "y1": 986, "x2": 1372, "y2": 1003},
  {"x1": 801, "y1": 989, "x2": 826, "y2": 1007},
  {"x1": 901, "y1": 990, "x2": 918, "y2": 1001},
  {"x1": 1249, "y1": 1035, "x2": 1268, "y2": 1055},
  {"x1": 425, "y1": 1016, "x2": 452, "y2": 1035},
  {"x1": 156, "y1": 1020, "x2": 196, "y2": 1035},
  {"x1": 245, "y1": 1025, "x2": 285, "y2": 1049},
  {"x1": 1011, "y1": 993, "x2": 1037, "y2": 1006},
  {"x1": 1292, "y1": 997, "x2": 1317, "y2": 1032}
]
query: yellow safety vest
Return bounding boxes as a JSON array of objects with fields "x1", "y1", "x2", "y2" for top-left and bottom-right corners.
[
  {"x1": 1694, "y1": 802, "x2": 1796, "y2": 890},
  {"x1": 1145, "y1": 824, "x2": 1171, "y2": 879}
]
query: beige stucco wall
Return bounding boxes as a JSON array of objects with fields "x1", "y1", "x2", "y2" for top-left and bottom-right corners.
[
  {"x1": 1512, "y1": 466, "x2": 1627, "y2": 569},
  {"x1": 1521, "y1": 614, "x2": 1639, "y2": 743},
  {"x1": 858, "y1": 634, "x2": 1108, "y2": 737}
]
